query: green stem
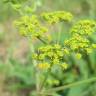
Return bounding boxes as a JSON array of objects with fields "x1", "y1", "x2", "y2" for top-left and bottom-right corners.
[
  {"x1": 36, "y1": 92, "x2": 54, "y2": 96},
  {"x1": 84, "y1": 53, "x2": 94, "y2": 74},
  {"x1": 28, "y1": 38, "x2": 41, "y2": 95},
  {"x1": 37, "y1": 37, "x2": 48, "y2": 44},
  {"x1": 45, "y1": 76, "x2": 96, "y2": 92},
  {"x1": 57, "y1": 23, "x2": 62, "y2": 44},
  {"x1": 39, "y1": 67, "x2": 52, "y2": 90}
]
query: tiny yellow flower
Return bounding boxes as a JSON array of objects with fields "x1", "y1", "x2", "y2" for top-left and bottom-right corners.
[
  {"x1": 63, "y1": 49, "x2": 70, "y2": 55},
  {"x1": 32, "y1": 54, "x2": 38, "y2": 59},
  {"x1": 92, "y1": 44, "x2": 96, "y2": 48},
  {"x1": 47, "y1": 79, "x2": 59, "y2": 86},
  {"x1": 46, "y1": 35, "x2": 52, "y2": 42},
  {"x1": 54, "y1": 44, "x2": 61, "y2": 49},
  {"x1": 86, "y1": 48, "x2": 92, "y2": 53},
  {"x1": 76, "y1": 53, "x2": 82, "y2": 59},
  {"x1": 37, "y1": 62, "x2": 50, "y2": 69},
  {"x1": 53, "y1": 79, "x2": 60, "y2": 85},
  {"x1": 52, "y1": 58, "x2": 59, "y2": 64},
  {"x1": 61, "y1": 62, "x2": 68, "y2": 70}
]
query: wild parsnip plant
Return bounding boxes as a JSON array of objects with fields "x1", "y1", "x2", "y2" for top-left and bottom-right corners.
[
  {"x1": 14, "y1": 9, "x2": 96, "y2": 95},
  {"x1": 15, "y1": 11, "x2": 73, "y2": 70}
]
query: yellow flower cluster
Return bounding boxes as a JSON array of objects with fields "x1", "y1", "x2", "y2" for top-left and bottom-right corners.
[
  {"x1": 71, "y1": 20, "x2": 96, "y2": 36},
  {"x1": 65, "y1": 20, "x2": 96, "y2": 56},
  {"x1": 41, "y1": 11, "x2": 73, "y2": 24},
  {"x1": 32, "y1": 44, "x2": 69, "y2": 70},
  {"x1": 65, "y1": 34, "x2": 90, "y2": 51},
  {"x1": 15, "y1": 15, "x2": 48, "y2": 38}
]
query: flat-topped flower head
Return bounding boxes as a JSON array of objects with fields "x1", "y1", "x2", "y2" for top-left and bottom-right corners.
[
  {"x1": 64, "y1": 33, "x2": 94, "y2": 55},
  {"x1": 65, "y1": 34, "x2": 90, "y2": 50},
  {"x1": 32, "y1": 44, "x2": 69, "y2": 70},
  {"x1": 71, "y1": 20, "x2": 96, "y2": 36},
  {"x1": 15, "y1": 15, "x2": 48, "y2": 38},
  {"x1": 41, "y1": 11, "x2": 73, "y2": 24}
]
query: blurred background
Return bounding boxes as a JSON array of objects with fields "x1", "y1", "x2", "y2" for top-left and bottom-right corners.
[{"x1": 0, "y1": 0, "x2": 96, "y2": 96}]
